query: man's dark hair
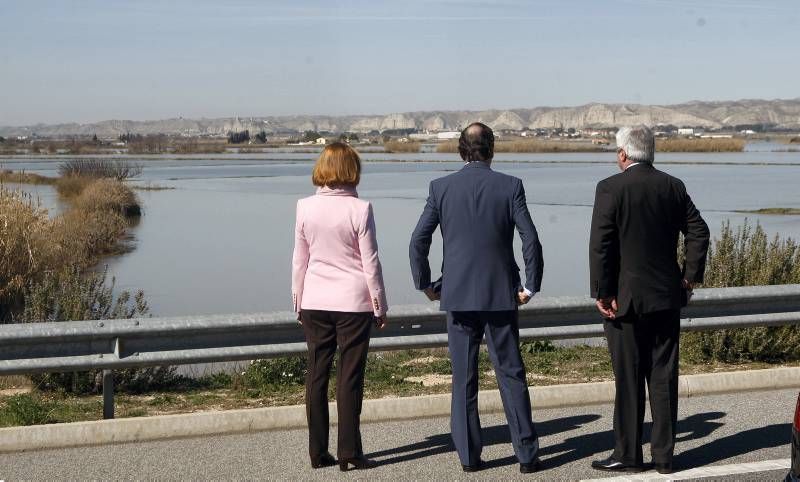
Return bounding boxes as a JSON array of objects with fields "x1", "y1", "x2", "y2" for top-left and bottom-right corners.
[{"x1": 458, "y1": 122, "x2": 494, "y2": 163}]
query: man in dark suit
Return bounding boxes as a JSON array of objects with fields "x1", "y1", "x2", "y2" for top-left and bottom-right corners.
[
  {"x1": 589, "y1": 125, "x2": 710, "y2": 474},
  {"x1": 409, "y1": 122, "x2": 544, "y2": 474}
]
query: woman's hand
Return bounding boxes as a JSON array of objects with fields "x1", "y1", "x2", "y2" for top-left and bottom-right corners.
[
  {"x1": 374, "y1": 315, "x2": 387, "y2": 329},
  {"x1": 296, "y1": 312, "x2": 302, "y2": 325}
]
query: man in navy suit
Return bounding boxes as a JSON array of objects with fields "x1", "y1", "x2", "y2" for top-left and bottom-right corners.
[{"x1": 409, "y1": 122, "x2": 544, "y2": 474}]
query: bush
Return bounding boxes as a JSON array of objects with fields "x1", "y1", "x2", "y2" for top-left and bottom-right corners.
[
  {"x1": 21, "y1": 266, "x2": 148, "y2": 323},
  {"x1": 681, "y1": 220, "x2": 800, "y2": 363},
  {"x1": 58, "y1": 159, "x2": 142, "y2": 181},
  {"x1": 243, "y1": 357, "x2": 307, "y2": 389},
  {"x1": 22, "y1": 267, "x2": 177, "y2": 394}
]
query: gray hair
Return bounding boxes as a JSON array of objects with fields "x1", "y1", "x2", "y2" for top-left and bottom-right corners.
[{"x1": 616, "y1": 125, "x2": 655, "y2": 164}]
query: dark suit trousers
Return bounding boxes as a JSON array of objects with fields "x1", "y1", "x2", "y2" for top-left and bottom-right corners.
[
  {"x1": 447, "y1": 310, "x2": 539, "y2": 465},
  {"x1": 301, "y1": 310, "x2": 373, "y2": 461},
  {"x1": 604, "y1": 309, "x2": 680, "y2": 465}
]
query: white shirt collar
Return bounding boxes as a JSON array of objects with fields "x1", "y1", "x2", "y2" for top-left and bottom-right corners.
[{"x1": 625, "y1": 162, "x2": 642, "y2": 171}]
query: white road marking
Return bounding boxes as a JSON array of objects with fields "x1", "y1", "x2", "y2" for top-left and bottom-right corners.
[{"x1": 581, "y1": 458, "x2": 791, "y2": 481}]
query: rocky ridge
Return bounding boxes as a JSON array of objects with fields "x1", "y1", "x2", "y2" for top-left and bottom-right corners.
[{"x1": 2, "y1": 98, "x2": 799, "y2": 138}]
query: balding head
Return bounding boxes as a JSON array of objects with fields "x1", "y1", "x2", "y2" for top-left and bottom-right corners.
[{"x1": 458, "y1": 122, "x2": 494, "y2": 163}]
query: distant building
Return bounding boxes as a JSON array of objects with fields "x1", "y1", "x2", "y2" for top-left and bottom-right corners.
[
  {"x1": 315, "y1": 137, "x2": 326, "y2": 145},
  {"x1": 437, "y1": 131, "x2": 460, "y2": 140},
  {"x1": 677, "y1": 128, "x2": 694, "y2": 136}
]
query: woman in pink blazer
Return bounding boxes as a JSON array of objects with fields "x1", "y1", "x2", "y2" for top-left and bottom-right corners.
[{"x1": 292, "y1": 142, "x2": 388, "y2": 471}]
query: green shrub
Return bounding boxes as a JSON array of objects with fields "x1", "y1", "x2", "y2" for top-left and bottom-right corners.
[
  {"x1": 682, "y1": 220, "x2": 800, "y2": 363},
  {"x1": 22, "y1": 267, "x2": 179, "y2": 394},
  {"x1": 0, "y1": 394, "x2": 54, "y2": 426},
  {"x1": 243, "y1": 357, "x2": 307, "y2": 389}
]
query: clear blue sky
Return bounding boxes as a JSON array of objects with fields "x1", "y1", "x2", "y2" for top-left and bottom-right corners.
[{"x1": 1, "y1": 0, "x2": 798, "y2": 125}]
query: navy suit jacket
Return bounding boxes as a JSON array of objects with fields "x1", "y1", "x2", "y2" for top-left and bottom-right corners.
[{"x1": 409, "y1": 161, "x2": 544, "y2": 312}]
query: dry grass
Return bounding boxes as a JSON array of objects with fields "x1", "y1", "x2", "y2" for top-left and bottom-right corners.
[
  {"x1": 435, "y1": 139, "x2": 604, "y2": 154},
  {"x1": 133, "y1": 183, "x2": 175, "y2": 191},
  {"x1": 384, "y1": 140, "x2": 421, "y2": 153},
  {"x1": 0, "y1": 170, "x2": 57, "y2": 185},
  {"x1": 0, "y1": 190, "x2": 60, "y2": 313},
  {"x1": 1, "y1": 175, "x2": 141, "y2": 320},
  {"x1": 736, "y1": 208, "x2": 800, "y2": 215},
  {"x1": 172, "y1": 139, "x2": 226, "y2": 154},
  {"x1": 71, "y1": 179, "x2": 141, "y2": 217},
  {"x1": 656, "y1": 138, "x2": 745, "y2": 152},
  {"x1": 55, "y1": 175, "x2": 94, "y2": 198}
]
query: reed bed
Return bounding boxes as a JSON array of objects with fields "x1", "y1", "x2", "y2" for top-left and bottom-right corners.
[
  {"x1": 383, "y1": 140, "x2": 421, "y2": 153},
  {"x1": 71, "y1": 178, "x2": 142, "y2": 217},
  {"x1": 172, "y1": 140, "x2": 226, "y2": 154},
  {"x1": 656, "y1": 138, "x2": 745, "y2": 152},
  {"x1": 0, "y1": 190, "x2": 60, "y2": 316},
  {"x1": 1, "y1": 164, "x2": 142, "y2": 322},
  {"x1": 0, "y1": 170, "x2": 57, "y2": 185},
  {"x1": 435, "y1": 139, "x2": 605, "y2": 154}
]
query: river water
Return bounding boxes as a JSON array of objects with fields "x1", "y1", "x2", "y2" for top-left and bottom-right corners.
[{"x1": 3, "y1": 149, "x2": 800, "y2": 318}]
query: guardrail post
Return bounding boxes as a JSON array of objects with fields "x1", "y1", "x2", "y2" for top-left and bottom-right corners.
[{"x1": 102, "y1": 369, "x2": 114, "y2": 420}]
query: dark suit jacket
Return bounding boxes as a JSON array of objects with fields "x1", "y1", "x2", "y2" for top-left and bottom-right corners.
[
  {"x1": 589, "y1": 163, "x2": 710, "y2": 316},
  {"x1": 409, "y1": 161, "x2": 544, "y2": 312}
]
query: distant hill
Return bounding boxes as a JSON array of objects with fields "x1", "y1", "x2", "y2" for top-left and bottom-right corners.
[{"x1": 2, "y1": 98, "x2": 799, "y2": 138}]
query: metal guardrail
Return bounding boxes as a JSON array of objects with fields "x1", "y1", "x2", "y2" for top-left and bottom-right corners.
[{"x1": 2, "y1": 284, "x2": 800, "y2": 419}]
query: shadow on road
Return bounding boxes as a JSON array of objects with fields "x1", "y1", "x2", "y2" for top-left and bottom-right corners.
[
  {"x1": 540, "y1": 411, "x2": 727, "y2": 469},
  {"x1": 367, "y1": 411, "x2": 744, "y2": 470},
  {"x1": 674, "y1": 422, "x2": 790, "y2": 470},
  {"x1": 366, "y1": 414, "x2": 601, "y2": 467}
]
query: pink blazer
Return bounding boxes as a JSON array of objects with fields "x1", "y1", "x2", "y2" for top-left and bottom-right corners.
[{"x1": 292, "y1": 186, "x2": 388, "y2": 317}]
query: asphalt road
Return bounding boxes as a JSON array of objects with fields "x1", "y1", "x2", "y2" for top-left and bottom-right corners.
[{"x1": 0, "y1": 388, "x2": 796, "y2": 481}]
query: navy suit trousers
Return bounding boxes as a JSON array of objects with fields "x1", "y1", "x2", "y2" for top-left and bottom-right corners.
[{"x1": 447, "y1": 310, "x2": 539, "y2": 465}]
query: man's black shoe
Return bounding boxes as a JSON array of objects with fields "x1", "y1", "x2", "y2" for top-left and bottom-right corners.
[
  {"x1": 654, "y1": 462, "x2": 673, "y2": 474},
  {"x1": 591, "y1": 456, "x2": 645, "y2": 473},
  {"x1": 519, "y1": 457, "x2": 542, "y2": 474},
  {"x1": 461, "y1": 459, "x2": 484, "y2": 472}
]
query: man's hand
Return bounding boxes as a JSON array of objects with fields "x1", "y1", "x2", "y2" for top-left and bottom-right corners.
[
  {"x1": 375, "y1": 315, "x2": 387, "y2": 329},
  {"x1": 423, "y1": 286, "x2": 440, "y2": 301},
  {"x1": 596, "y1": 297, "x2": 618, "y2": 319},
  {"x1": 517, "y1": 289, "x2": 532, "y2": 305},
  {"x1": 682, "y1": 279, "x2": 695, "y2": 301}
]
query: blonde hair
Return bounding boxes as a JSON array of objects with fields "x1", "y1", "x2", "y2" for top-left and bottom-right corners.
[{"x1": 312, "y1": 142, "x2": 361, "y2": 187}]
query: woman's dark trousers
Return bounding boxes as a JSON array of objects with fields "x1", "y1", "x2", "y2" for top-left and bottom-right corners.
[{"x1": 301, "y1": 309, "x2": 373, "y2": 461}]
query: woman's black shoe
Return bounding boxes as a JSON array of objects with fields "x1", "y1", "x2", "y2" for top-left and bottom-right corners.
[
  {"x1": 310, "y1": 452, "x2": 337, "y2": 469},
  {"x1": 339, "y1": 456, "x2": 378, "y2": 471}
]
